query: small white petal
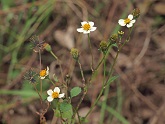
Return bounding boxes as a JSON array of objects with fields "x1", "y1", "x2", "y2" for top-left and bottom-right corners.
[
  {"x1": 83, "y1": 30, "x2": 90, "y2": 34},
  {"x1": 90, "y1": 27, "x2": 97, "y2": 31},
  {"x1": 58, "y1": 93, "x2": 65, "y2": 98},
  {"x1": 131, "y1": 19, "x2": 136, "y2": 24},
  {"x1": 118, "y1": 19, "x2": 126, "y2": 26},
  {"x1": 47, "y1": 96, "x2": 53, "y2": 102},
  {"x1": 54, "y1": 87, "x2": 60, "y2": 93},
  {"x1": 81, "y1": 21, "x2": 87, "y2": 26},
  {"x1": 47, "y1": 89, "x2": 53, "y2": 95},
  {"x1": 89, "y1": 21, "x2": 94, "y2": 27},
  {"x1": 77, "y1": 28, "x2": 84, "y2": 32},
  {"x1": 128, "y1": 14, "x2": 133, "y2": 20},
  {"x1": 40, "y1": 76, "x2": 45, "y2": 79},
  {"x1": 127, "y1": 23, "x2": 133, "y2": 28},
  {"x1": 47, "y1": 66, "x2": 49, "y2": 71}
]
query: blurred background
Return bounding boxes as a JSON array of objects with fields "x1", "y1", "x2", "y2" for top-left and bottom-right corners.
[{"x1": 0, "y1": 0, "x2": 165, "y2": 124}]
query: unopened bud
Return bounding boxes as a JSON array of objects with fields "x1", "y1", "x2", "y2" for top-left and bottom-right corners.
[
  {"x1": 99, "y1": 41, "x2": 108, "y2": 54},
  {"x1": 110, "y1": 34, "x2": 118, "y2": 42},
  {"x1": 43, "y1": 43, "x2": 52, "y2": 52},
  {"x1": 70, "y1": 48, "x2": 79, "y2": 60}
]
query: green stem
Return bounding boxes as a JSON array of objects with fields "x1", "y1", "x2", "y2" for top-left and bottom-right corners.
[
  {"x1": 88, "y1": 34, "x2": 94, "y2": 72},
  {"x1": 32, "y1": 84, "x2": 42, "y2": 104},
  {"x1": 71, "y1": 59, "x2": 86, "y2": 123},
  {"x1": 38, "y1": 50, "x2": 43, "y2": 105},
  {"x1": 48, "y1": 78, "x2": 55, "y2": 86},
  {"x1": 50, "y1": 50, "x2": 64, "y2": 82},
  {"x1": 84, "y1": 47, "x2": 120, "y2": 119},
  {"x1": 100, "y1": 59, "x2": 107, "y2": 124}
]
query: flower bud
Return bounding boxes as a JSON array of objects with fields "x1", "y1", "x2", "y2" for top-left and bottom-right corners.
[
  {"x1": 70, "y1": 48, "x2": 79, "y2": 60},
  {"x1": 132, "y1": 8, "x2": 140, "y2": 19},
  {"x1": 110, "y1": 34, "x2": 118, "y2": 42},
  {"x1": 99, "y1": 41, "x2": 108, "y2": 54},
  {"x1": 118, "y1": 31, "x2": 124, "y2": 38},
  {"x1": 43, "y1": 43, "x2": 52, "y2": 52}
]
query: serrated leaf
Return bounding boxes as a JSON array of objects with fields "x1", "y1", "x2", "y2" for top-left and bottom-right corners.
[
  {"x1": 60, "y1": 102, "x2": 72, "y2": 112},
  {"x1": 70, "y1": 87, "x2": 81, "y2": 98},
  {"x1": 61, "y1": 109, "x2": 73, "y2": 119},
  {"x1": 60, "y1": 102, "x2": 73, "y2": 119}
]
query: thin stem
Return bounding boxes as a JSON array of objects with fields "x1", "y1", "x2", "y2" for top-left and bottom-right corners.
[
  {"x1": 48, "y1": 78, "x2": 55, "y2": 86},
  {"x1": 50, "y1": 50, "x2": 64, "y2": 82},
  {"x1": 84, "y1": 48, "x2": 120, "y2": 119},
  {"x1": 38, "y1": 50, "x2": 43, "y2": 105},
  {"x1": 71, "y1": 59, "x2": 86, "y2": 123},
  {"x1": 32, "y1": 83, "x2": 42, "y2": 104},
  {"x1": 88, "y1": 34, "x2": 94, "y2": 72},
  {"x1": 100, "y1": 59, "x2": 107, "y2": 124},
  {"x1": 94, "y1": 42, "x2": 112, "y2": 71},
  {"x1": 78, "y1": 59, "x2": 85, "y2": 84}
]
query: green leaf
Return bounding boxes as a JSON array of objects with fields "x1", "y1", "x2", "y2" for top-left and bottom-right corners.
[
  {"x1": 60, "y1": 102, "x2": 72, "y2": 112},
  {"x1": 105, "y1": 76, "x2": 119, "y2": 87},
  {"x1": 54, "y1": 108, "x2": 60, "y2": 117},
  {"x1": 0, "y1": 90, "x2": 38, "y2": 97},
  {"x1": 61, "y1": 109, "x2": 73, "y2": 119},
  {"x1": 70, "y1": 87, "x2": 81, "y2": 98},
  {"x1": 60, "y1": 102, "x2": 73, "y2": 119}
]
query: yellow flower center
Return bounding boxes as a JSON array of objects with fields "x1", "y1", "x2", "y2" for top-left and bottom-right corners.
[
  {"x1": 82, "y1": 23, "x2": 90, "y2": 31},
  {"x1": 40, "y1": 69, "x2": 46, "y2": 77},
  {"x1": 124, "y1": 18, "x2": 131, "y2": 24},
  {"x1": 52, "y1": 92, "x2": 59, "y2": 98}
]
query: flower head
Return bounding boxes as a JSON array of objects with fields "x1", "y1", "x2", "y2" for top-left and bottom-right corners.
[
  {"x1": 77, "y1": 21, "x2": 97, "y2": 34},
  {"x1": 118, "y1": 14, "x2": 136, "y2": 28},
  {"x1": 39, "y1": 66, "x2": 49, "y2": 79},
  {"x1": 99, "y1": 41, "x2": 108, "y2": 54},
  {"x1": 70, "y1": 48, "x2": 79, "y2": 60},
  {"x1": 47, "y1": 87, "x2": 65, "y2": 102}
]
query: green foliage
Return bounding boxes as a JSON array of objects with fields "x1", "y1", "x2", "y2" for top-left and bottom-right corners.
[
  {"x1": 0, "y1": 89, "x2": 38, "y2": 97},
  {"x1": 105, "y1": 76, "x2": 119, "y2": 87},
  {"x1": 60, "y1": 102, "x2": 73, "y2": 119},
  {"x1": 70, "y1": 87, "x2": 82, "y2": 98},
  {"x1": 54, "y1": 108, "x2": 61, "y2": 117}
]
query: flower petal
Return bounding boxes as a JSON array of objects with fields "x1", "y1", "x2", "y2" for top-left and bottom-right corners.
[
  {"x1": 47, "y1": 66, "x2": 49, "y2": 71},
  {"x1": 47, "y1": 89, "x2": 53, "y2": 95},
  {"x1": 40, "y1": 76, "x2": 45, "y2": 79},
  {"x1": 54, "y1": 87, "x2": 60, "y2": 93},
  {"x1": 81, "y1": 21, "x2": 87, "y2": 26},
  {"x1": 77, "y1": 28, "x2": 84, "y2": 32},
  {"x1": 59, "y1": 93, "x2": 65, "y2": 98},
  {"x1": 83, "y1": 30, "x2": 90, "y2": 34},
  {"x1": 128, "y1": 14, "x2": 133, "y2": 20},
  {"x1": 118, "y1": 19, "x2": 126, "y2": 26},
  {"x1": 47, "y1": 96, "x2": 53, "y2": 102},
  {"x1": 90, "y1": 27, "x2": 97, "y2": 31},
  {"x1": 127, "y1": 23, "x2": 133, "y2": 28},
  {"x1": 131, "y1": 19, "x2": 136, "y2": 24},
  {"x1": 89, "y1": 21, "x2": 94, "y2": 27}
]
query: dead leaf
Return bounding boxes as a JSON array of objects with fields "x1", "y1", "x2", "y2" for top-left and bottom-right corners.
[{"x1": 54, "y1": 26, "x2": 75, "y2": 49}]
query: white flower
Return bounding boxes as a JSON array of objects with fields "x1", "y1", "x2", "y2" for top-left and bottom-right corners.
[
  {"x1": 77, "y1": 21, "x2": 97, "y2": 34},
  {"x1": 47, "y1": 87, "x2": 65, "y2": 102},
  {"x1": 118, "y1": 14, "x2": 136, "y2": 28},
  {"x1": 39, "y1": 66, "x2": 49, "y2": 79}
]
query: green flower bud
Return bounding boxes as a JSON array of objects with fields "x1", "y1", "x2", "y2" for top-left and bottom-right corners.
[
  {"x1": 99, "y1": 41, "x2": 108, "y2": 54},
  {"x1": 110, "y1": 34, "x2": 118, "y2": 42},
  {"x1": 43, "y1": 43, "x2": 52, "y2": 52},
  {"x1": 70, "y1": 48, "x2": 79, "y2": 60},
  {"x1": 118, "y1": 31, "x2": 124, "y2": 38}
]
